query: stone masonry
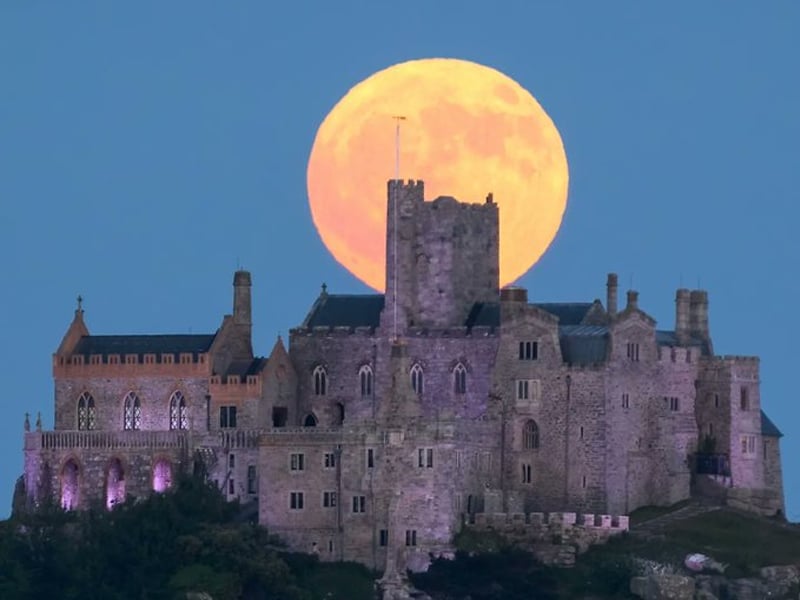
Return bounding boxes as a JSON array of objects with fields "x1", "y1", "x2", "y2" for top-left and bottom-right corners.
[{"x1": 19, "y1": 178, "x2": 786, "y2": 576}]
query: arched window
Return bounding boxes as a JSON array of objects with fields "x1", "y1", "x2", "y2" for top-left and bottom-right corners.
[
  {"x1": 410, "y1": 364, "x2": 424, "y2": 395},
  {"x1": 303, "y1": 413, "x2": 318, "y2": 427},
  {"x1": 106, "y1": 458, "x2": 125, "y2": 509},
  {"x1": 522, "y1": 420, "x2": 540, "y2": 450},
  {"x1": 169, "y1": 391, "x2": 188, "y2": 430},
  {"x1": 61, "y1": 459, "x2": 80, "y2": 510},
  {"x1": 153, "y1": 459, "x2": 172, "y2": 493},
  {"x1": 453, "y1": 363, "x2": 467, "y2": 395},
  {"x1": 77, "y1": 392, "x2": 90, "y2": 430},
  {"x1": 123, "y1": 392, "x2": 141, "y2": 431},
  {"x1": 359, "y1": 365, "x2": 373, "y2": 397},
  {"x1": 87, "y1": 395, "x2": 96, "y2": 430},
  {"x1": 313, "y1": 366, "x2": 327, "y2": 396}
]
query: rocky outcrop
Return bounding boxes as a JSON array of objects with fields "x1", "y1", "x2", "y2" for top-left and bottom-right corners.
[{"x1": 630, "y1": 574, "x2": 695, "y2": 599}]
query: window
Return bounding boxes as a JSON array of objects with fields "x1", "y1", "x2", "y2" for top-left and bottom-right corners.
[
  {"x1": 228, "y1": 454, "x2": 235, "y2": 469},
  {"x1": 741, "y1": 435, "x2": 757, "y2": 457},
  {"x1": 622, "y1": 393, "x2": 630, "y2": 409},
  {"x1": 379, "y1": 529, "x2": 389, "y2": 547},
  {"x1": 247, "y1": 466, "x2": 257, "y2": 494},
  {"x1": 714, "y1": 393, "x2": 720, "y2": 408},
  {"x1": 323, "y1": 491, "x2": 337, "y2": 508},
  {"x1": 272, "y1": 407, "x2": 288, "y2": 427},
  {"x1": 352, "y1": 495, "x2": 366, "y2": 513},
  {"x1": 290, "y1": 492, "x2": 304, "y2": 510},
  {"x1": 521, "y1": 463, "x2": 532, "y2": 484},
  {"x1": 410, "y1": 364, "x2": 424, "y2": 395},
  {"x1": 582, "y1": 475, "x2": 587, "y2": 488},
  {"x1": 153, "y1": 459, "x2": 172, "y2": 493},
  {"x1": 324, "y1": 452, "x2": 336, "y2": 469},
  {"x1": 516, "y1": 379, "x2": 540, "y2": 403},
  {"x1": 707, "y1": 423, "x2": 714, "y2": 436},
  {"x1": 303, "y1": 413, "x2": 317, "y2": 427},
  {"x1": 626, "y1": 343, "x2": 640, "y2": 361},
  {"x1": 522, "y1": 420, "x2": 540, "y2": 450},
  {"x1": 335, "y1": 402, "x2": 345, "y2": 425},
  {"x1": 518, "y1": 341, "x2": 538, "y2": 360},
  {"x1": 366, "y1": 448, "x2": 375, "y2": 468},
  {"x1": 219, "y1": 406, "x2": 237, "y2": 428},
  {"x1": 418, "y1": 448, "x2": 434, "y2": 468},
  {"x1": 290, "y1": 453, "x2": 305, "y2": 472},
  {"x1": 453, "y1": 363, "x2": 467, "y2": 394},
  {"x1": 359, "y1": 365, "x2": 373, "y2": 397},
  {"x1": 169, "y1": 391, "x2": 188, "y2": 430},
  {"x1": 313, "y1": 365, "x2": 327, "y2": 396},
  {"x1": 668, "y1": 397, "x2": 680, "y2": 412},
  {"x1": 405, "y1": 530, "x2": 417, "y2": 546},
  {"x1": 123, "y1": 392, "x2": 141, "y2": 431},
  {"x1": 228, "y1": 479, "x2": 235, "y2": 495},
  {"x1": 579, "y1": 426, "x2": 585, "y2": 440},
  {"x1": 740, "y1": 387, "x2": 749, "y2": 411},
  {"x1": 77, "y1": 392, "x2": 95, "y2": 430}
]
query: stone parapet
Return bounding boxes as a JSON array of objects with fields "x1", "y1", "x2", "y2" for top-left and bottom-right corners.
[
  {"x1": 53, "y1": 352, "x2": 209, "y2": 378},
  {"x1": 26, "y1": 430, "x2": 188, "y2": 450}
]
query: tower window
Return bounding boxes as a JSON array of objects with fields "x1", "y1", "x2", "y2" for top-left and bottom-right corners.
[
  {"x1": 522, "y1": 420, "x2": 540, "y2": 450},
  {"x1": 169, "y1": 391, "x2": 188, "y2": 430},
  {"x1": 219, "y1": 406, "x2": 237, "y2": 428},
  {"x1": 77, "y1": 392, "x2": 95, "y2": 431},
  {"x1": 453, "y1": 363, "x2": 467, "y2": 394},
  {"x1": 519, "y1": 341, "x2": 538, "y2": 360},
  {"x1": 410, "y1": 364, "x2": 424, "y2": 395},
  {"x1": 123, "y1": 392, "x2": 141, "y2": 431},
  {"x1": 626, "y1": 343, "x2": 640, "y2": 361},
  {"x1": 313, "y1": 365, "x2": 327, "y2": 396},
  {"x1": 740, "y1": 387, "x2": 749, "y2": 411},
  {"x1": 359, "y1": 365, "x2": 373, "y2": 397}
]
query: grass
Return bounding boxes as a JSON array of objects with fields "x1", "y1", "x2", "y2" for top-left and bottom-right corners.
[{"x1": 628, "y1": 498, "x2": 692, "y2": 526}]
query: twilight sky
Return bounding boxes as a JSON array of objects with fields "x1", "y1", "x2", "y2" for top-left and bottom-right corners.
[{"x1": 1, "y1": 2, "x2": 798, "y2": 520}]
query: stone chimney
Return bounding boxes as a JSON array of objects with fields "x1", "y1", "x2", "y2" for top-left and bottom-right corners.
[
  {"x1": 626, "y1": 290, "x2": 639, "y2": 311},
  {"x1": 500, "y1": 286, "x2": 528, "y2": 303},
  {"x1": 690, "y1": 290, "x2": 709, "y2": 340},
  {"x1": 233, "y1": 270, "x2": 252, "y2": 326},
  {"x1": 606, "y1": 273, "x2": 618, "y2": 317},
  {"x1": 675, "y1": 289, "x2": 691, "y2": 343}
]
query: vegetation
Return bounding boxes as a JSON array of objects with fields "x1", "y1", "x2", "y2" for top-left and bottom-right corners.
[{"x1": 0, "y1": 473, "x2": 376, "y2": 600}]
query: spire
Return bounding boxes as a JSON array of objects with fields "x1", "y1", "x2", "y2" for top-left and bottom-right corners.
[{"x1": 55, "y1": 294, "x2": 90, "y2": 356}]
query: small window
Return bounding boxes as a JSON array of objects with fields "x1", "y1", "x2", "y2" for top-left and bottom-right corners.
[
  {"x1": 669, "y1": 397, "x2": 680, "y2": 412},
  {"x1": 359, "y1": 365, "x2": 373, "y2": 397},
  {"x1": 622, "y1": 393, "x2": 630, "y2": 409},
  {"x1": 741, "y1": 435, "x2": 757, "y2": 457},
  {"x1": 581, "y1": 475, "x2": 587, "y2": 488},
  {"x1": 366, "y1": 448, "x2": 375, "y2": 469},
  {"x1": 417, "y1": 448, "x2": 434, "y2": 468},
  {"x1": 453, "y1": 363, "x2": 467, "y2": 395},
  {"x1": 405, "y1": 530, "x2": 417, "y2": 547},
  {"x1": 714, "y1": 393, "x2": 720, "y2": 408},
  {"x1": 247, "y1": 466, "x2": 257, "y2": 494},
  {"x1": 521, "y1": 463, "x2": 532, "y2": 484},
  {"x1": 522, "y1": 420, "x2": 539, "y2": 450},
  {"x1": 313, "y1": 365, "x2": 327, "y2": 396},
  {"x1": 324, "y1": 452, "x2": 336, "y2": 469},
  {"x1": 352, "y1": 495, "x2": 366, "y2": 513},
  {"x1": 272, "y1": 407, "x2": 288, "y2": 427},
  {"x1": 379, "y1": 529, "x2": 389, "y2": 546},
  {"x1": 323, "y1": 491, "x2": 337, "y2": 508},
  {"x1": 626, "y1": 343, "x2": 640, "y2": 362},
  {"x1": 518, "y1": 341, "x2": 538, "y2": 360},
  {"x1": 579, "y1": 426, "x2": 584, "y2": 440},
  {"x1": 517, "y1": 380, "x2": 529, "y2": 400},
  {"x1": 290, "y1": 491, "x2": 304, "y2": 510},
  {"x1": 410, "y1": 364, "x2": 424, "y2": 395},
  {"x1": 228, "y1": 479, "x2": 235, "y2": 495},
  {"x1": 740, "y1": 387, "x2": 749, "y2": 411},
  {"x1": 219, "y1": 406, "x2": 237, "y2": 429},
  {"x1": 228, "y1": 454, "x2": 235, "y2": 469},
  {"x1": 290, "y1": 453, "x2": 305, "y2": 472}
]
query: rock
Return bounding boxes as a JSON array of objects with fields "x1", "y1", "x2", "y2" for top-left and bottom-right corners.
[
  {"x1": 185, "y1": 593, "x2": 213, "y2": 600},
  {"x1": 727, "y1": 578, "x2": 766, "y2": 600},
  {"x1": 630, "y1": 574, "x2": 695, "y2": 599},
  {"x1": 759, "y1": 565, "x2": 800, "y2": 597}
]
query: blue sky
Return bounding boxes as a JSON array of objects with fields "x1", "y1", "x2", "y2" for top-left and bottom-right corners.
[{"x1": 1, "y1": 2, "x2": 798, "y2": 520}]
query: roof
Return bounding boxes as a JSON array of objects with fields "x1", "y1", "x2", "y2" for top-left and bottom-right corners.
[
  {"x1": 534, "y1": 303, "x2": 594, "y2": 325},
  {"x1": 303, "y1": 294, "x2": 385, "y2": 329},
  {"x1": 72, "y1": 334, "x2": 216, "y2": 357},
  {"x1": 559, "y1": 325, "x2": 609, "y2": 365},
  {"x1": 655, "y1": 330, "x2": 705, "y2": 346},
  {"x1": 761, "y1": 410, "x2": 783, "y2": 438},
  {"x1": 465, "y1": 302, "x2": 499, "y2": 328}
]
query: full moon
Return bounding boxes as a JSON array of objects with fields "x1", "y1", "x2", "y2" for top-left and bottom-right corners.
[{"x1": 307, "y1": 58, "x2": 569, "y2": 292}]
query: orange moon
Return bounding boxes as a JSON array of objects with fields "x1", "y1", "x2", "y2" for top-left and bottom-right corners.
[{"x1": 307, "y1": 58, "x2": 569, "y2": 292}]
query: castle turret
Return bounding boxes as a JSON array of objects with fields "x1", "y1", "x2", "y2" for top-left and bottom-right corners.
[
  {"x1": 689, "y1": 289, "x2": 713, "y2": 354},
  {"x1": 233, "y1": 270, "x2": 252, "y2": 326},
  {"x1": 675, "y1": 288, "x2": 691, "y2": 344},
  {"x1": 625, "y1": 290, "x2": 639, "y2": 311},
  {"x1": 606, "y1": 273, "x2": 618, "y2": 317}
]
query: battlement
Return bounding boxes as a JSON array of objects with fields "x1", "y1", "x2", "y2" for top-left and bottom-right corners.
[
  {"x1": 53, "y1": 352, "x2": 209, "y2": 378},
  {"x1": 209, "y1": 374, "x2": 262, "y2": 396},
  {"x1": 25, "y1": 430, "x2": 189, "y2": 451},
  {"x1": 466, "y1": 511, "x2": 629, "y2": 532}
]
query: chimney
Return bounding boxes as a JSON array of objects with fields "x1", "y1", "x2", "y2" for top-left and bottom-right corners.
[
  {"x1": 500, "y1": 286, "x2": 528, "y2": 303},
  {"x1": 675, "y1": 289, "x2": 691, "y2": 343},
  {"x1": 606, "y1": 273, "x2": 618, "y2": 317},
  {"x1": 626, "y1": 290, "x2": 638, "y2": 311},
  {"x1": 233, "y1": 270, "x2": 252, "y2": 326},
  {"x1": 690, "y1": 290, "x2": 709, "y2": 340}
]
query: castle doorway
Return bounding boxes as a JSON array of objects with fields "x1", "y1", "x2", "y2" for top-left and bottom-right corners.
[
  {"x1": 153, "y1": 459, "x2": 172, "y2": 493},
  {"x1": 106, "y1": 458, "x2": 126, "y2": 509},
  {"x1": 60, "y1": 460, "x2": 79, "y2": 510}
]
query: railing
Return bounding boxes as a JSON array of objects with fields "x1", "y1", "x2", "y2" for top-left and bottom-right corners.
[{"x1": 26, "y1": 430, "x2": 189, "y2": 450}]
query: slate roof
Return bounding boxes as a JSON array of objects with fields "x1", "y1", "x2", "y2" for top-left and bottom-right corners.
[
  {"x1": 72, "y1": 334, "x2": 216, "y2": 357},
  {"x1": 761, "y1": 410, "x2": 783, "y2": 437},
  {"x1": 303, "y1": 294, "x2": 385, "y2": 329},
  {"x1": 535, "y1": 303, "x2": 594, "y2": 326},
  {"x1": 559, "y1": 325, "x2": 609, "y2": 365},
  {"x1": 224, "y1": 357, "x2": 268, "y2": 377},
  {"x1": 655, "y1": 330, "x2": 705, "y2": 346},
  {"x1": 464, "y1": 302, "x2": 499, "y2": 328}
]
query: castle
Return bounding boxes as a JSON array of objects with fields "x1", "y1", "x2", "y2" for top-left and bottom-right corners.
[{"x1": 20, "y1": 179, "x2": 785, "y2": 574}]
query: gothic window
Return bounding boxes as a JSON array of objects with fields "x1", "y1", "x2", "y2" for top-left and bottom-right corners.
[
  {"x1": 313, "y1": 365, "x2": 327, "y2": 396},
  {"x1": 522, "y1": 419, "x2": 540, "y2": 450},
  {"x1": 106, "y1": 458, "x2": 125, "y2": 509},
  {"x1": 303, "y1": 413, "x2": 317, "y2": 427},
  {"x1": 410, "y1": 363, "x2": 424, "y2": 395},
  {"x1": 87, "y1": 395, "x2": 96, "y2": 430},
  {"x1": 123, "y1": 392, "x2": 141, "y2": 431},
  {"x1": 359, "y1": 365, "x2": 373, "y2": 397},
  {"x1": 453, "y1": 363, "x2": 467, "y2": 395},
  {"x1": 77, "y1": 393, "x2": 88, "y2": 430},
  {"x1": 153, "y1": 459, "x2": 172, "y2": 493},
  {"x1": 61, "y1": 459, "x2": 80, "y2": 510},
  {"x1": 169, "y1": 391, "x2": 188, "y2": 430}
]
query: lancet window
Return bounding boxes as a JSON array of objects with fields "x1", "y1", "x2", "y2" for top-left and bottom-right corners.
[
  {"x1": 313, "y1": 365, "x2": 327, "y2": 396},
  {"x1": 359, "y1": 365, "x2": 373, "y2": 397},
  {"x1": 453, "y1": 363, "x2": 467, "y2": 395},
  {"x1": 410, "y1": 363, "x2": 424, "y2": 395},
  {"x1": 123, "y1": 392, "x2": 142, "y2": 431},
  {"x1": 77, "y1": 392, "x2": 96, "y2": 431},
  {"x1": 169, "y1": 391, "x2": 188, "y2": 430},
  {"x1": 522, "y1": 419, "x2": 540, "y2": 450}
]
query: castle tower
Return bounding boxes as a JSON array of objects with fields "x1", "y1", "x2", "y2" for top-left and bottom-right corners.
[
  {"x1": 233, "y1": 270, "x2": 252, "y2": 326},
  {"x1": 382, "y1": 179, "x2": 499, "y2": 332}
]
